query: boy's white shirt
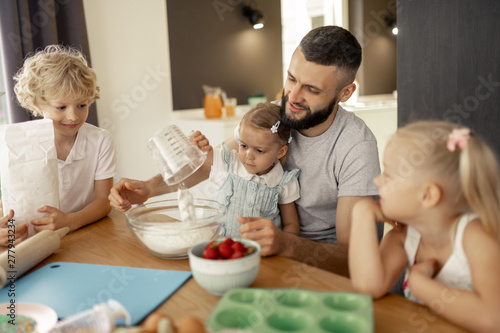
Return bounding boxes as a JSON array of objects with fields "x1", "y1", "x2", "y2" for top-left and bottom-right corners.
[{"x1": 58, "y1": 123, "x2": 116, "y2": 213}]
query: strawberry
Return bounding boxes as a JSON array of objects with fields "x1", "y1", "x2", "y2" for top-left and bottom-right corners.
[
  {"x1": 245, "y1": 246, "x2": 256, "y2": 256},
  {"x1": 202, "y1": 247, "x2": 218, "y2": 260},
  {"x1": 231, "y1": 241, "x2": 245, "y2": 253},
  {"x1": 217, "y1": 242, "x2": 234, "y2": 259},
  {"x1": 202, "y1": 238, "x2": 254, "y2": 260},
  {"x1": 223, "y1": 237, "x2": 234, "y2": 247},
  {"x1": 230, "y1": 251, "x2": 244, "y2": 259}
]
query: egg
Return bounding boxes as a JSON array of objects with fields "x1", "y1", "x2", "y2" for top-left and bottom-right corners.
[
  {"x1": 176, "y1": 316, "x2": 206, "y2": 333},
  {"x1": 112, "y1": 329, "x2": 151, "y2": 333},
  {"x1": 143, "y1": 312, "x2": 176, "y2": 333}
]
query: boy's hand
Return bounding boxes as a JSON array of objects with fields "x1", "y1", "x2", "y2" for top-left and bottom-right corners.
[
  {"x1": 0, "y1": 209, "x2": 29, "y2": 246},
  {"x1": 31, "y1": 206, "x2": 70, "y2": 232},
  {"x1": 191, "y1": 130, "x2": 213, "y2": 153}
]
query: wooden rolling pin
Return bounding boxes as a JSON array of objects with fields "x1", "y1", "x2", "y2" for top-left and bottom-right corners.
[{"x1": 0, "y1": 227, "x2": 69, "y2": 289}]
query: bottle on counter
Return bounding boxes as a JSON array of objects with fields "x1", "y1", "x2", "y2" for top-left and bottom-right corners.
[
  {"x1": 50, "y1": 299, "x2": 131, "y2": 333},
  {"x1": 203, "y1": 85, "x2": 223, "y2": 118}
]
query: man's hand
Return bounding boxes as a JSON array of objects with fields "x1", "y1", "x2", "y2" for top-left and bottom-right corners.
[
  {"x1": 237, "y1": 216, "x2": 287, "y2": 256},
  {"x1": 108, "y1": 178, "x2": 152, "y2": 212}
]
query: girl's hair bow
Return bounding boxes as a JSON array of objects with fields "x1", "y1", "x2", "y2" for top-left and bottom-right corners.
[
  {"x1": 270, "y1": 120, "x2": 280, "y2": 133},
  {"x1": 446, "y1": 128, "x2": 470, "y2": 152}
]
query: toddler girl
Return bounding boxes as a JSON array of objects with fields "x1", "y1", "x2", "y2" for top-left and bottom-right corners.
[
  {"x1": 348, "y1": 120, "x2": 500, "y2": 332},
  {"x1": 0, "y1": 45, "x2": 115, "y2": 245},
  {"x1": 195, "y1": 102, "x2": 300, "y2": 238}
]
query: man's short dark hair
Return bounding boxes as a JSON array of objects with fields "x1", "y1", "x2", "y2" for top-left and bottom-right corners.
[{"x1": 299, "y1": 26, "x2": 362, "y2": 90}]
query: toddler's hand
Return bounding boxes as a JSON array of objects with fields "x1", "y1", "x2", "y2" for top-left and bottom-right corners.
[
  {"x1": 0, "y1": 210, "x2": 29, "y2": 246},
  {"x1": 31, "y1": 206, "x2": 70, "y2": 232},
  {"x1": 191, "y1": 130, "x2": 213, "y2": 153}
]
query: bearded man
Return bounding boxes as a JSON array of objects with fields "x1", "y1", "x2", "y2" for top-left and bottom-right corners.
[{"x1": 109, "y1": 26, "x2": 380, "y2": 277}]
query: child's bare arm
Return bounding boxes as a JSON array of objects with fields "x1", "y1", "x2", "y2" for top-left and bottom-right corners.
[
  {"x1": 32, "y1": 178, "x2": 113, "y2": 232},
  {"x1": 407, "y1": 220, "x2": 500, "y2": 332},
  {"x1": 279, "y1": 202, "x2": 300, "y2": 235},
  {"x1": 348, "y1": 199, "x2": 407, "y2": 297},
  {"x1": 69, "y1": 178, "x2": 113, "y2": 230}
]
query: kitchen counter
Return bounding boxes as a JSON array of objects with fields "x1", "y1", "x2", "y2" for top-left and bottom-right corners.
[
  {"x1": 342, "y1": 94, "x2": 398, "y2": 169},
  {"x1": 172, "y1": 105, "x2": 250, "y2": 147}
]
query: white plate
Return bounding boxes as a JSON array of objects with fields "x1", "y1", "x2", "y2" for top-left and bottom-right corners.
[{"x1": 0, "y1": 303, "x2": 58, "y2": 333}]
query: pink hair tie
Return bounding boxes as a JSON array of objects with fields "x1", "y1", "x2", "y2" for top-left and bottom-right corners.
[{"x1": 447, "y1": 128, "x2": 470, "y2": 152}]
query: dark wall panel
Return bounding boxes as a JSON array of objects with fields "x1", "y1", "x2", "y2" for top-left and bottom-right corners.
[
  {"x1": 167, "y1": 0, "x2": 282, "y2": 110},
  {"x1": 349, "y1": 0, "x2": 397, "y2": 96},
  {"x1": 397, "y1": 0, "x2": 500, "y2": 153}
]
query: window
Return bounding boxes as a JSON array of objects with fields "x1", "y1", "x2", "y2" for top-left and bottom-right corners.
[
  {"x1": 0, "y1": 41, "x2": 6, "y2": 125},
  {"x1": 280, "y1": 0, "x2": 348, "y2": 85}
]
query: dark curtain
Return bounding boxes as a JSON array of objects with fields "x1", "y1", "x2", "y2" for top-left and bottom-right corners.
[{"x1": 0, "y1": 0, "x2": 98, "y2": 125}]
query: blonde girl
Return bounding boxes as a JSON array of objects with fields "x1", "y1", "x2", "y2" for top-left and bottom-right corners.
[
  {"x1": 349, "y1": 120, "x2": 500, "y2": 332},
  {"x1": 194, "y1": 102, "x2": 300, "y2": 238},
  {"x1": 1, "y1": 45, "x2": 116, "y2": 244}
]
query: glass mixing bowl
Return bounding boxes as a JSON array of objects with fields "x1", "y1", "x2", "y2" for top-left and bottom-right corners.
[{"x1": 125, "y1": 199, "x2": 225, "y2": 259}]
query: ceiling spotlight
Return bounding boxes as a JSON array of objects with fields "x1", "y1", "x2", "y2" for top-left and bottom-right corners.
[
  {"x1": 242, "y1": 5, "x2": 264, "y2": 29},
  {"x1": 385, "y1": 14, "x2": 398, "y2": 35}
]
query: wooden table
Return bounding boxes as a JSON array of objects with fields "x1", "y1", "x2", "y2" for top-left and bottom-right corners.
[{"x1": 31, "y1": 209, "x2": 466, "y2": 332}]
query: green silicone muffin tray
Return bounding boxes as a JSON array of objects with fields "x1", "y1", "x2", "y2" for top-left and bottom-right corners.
[{"x1": 207, "y1": 288, "x2": 374, "y2": 333}]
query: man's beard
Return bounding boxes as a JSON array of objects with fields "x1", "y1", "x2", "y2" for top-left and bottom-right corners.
[{"x1": 280, "y1": 93, "x2": 338, "y2": 131}]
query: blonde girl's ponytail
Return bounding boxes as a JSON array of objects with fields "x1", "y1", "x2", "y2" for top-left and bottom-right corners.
[{"x1": 459, "y1": 132, "x2": 500, "y2": 242}]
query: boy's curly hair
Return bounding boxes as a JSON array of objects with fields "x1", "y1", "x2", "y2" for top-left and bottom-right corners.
[{"x1": 13, "y1": 45, "x2": 100, "y2": 117}]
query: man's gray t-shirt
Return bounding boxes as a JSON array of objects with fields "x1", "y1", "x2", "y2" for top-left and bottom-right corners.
[{"x1": 284, "y1": 106, "x2": 380, "y2": 243}]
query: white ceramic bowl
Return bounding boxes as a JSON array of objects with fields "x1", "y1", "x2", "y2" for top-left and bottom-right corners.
[
  {"x1": 0, "y1": 303, "x2": 57, "y2": 333},
  {"x1": 125, "y1": 199, "x2": 225, "y2": 259},
  {"x1": 188, "y1": 239, "x2": 261, "y2": 296}
]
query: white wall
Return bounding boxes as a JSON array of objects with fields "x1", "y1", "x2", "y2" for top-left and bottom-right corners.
[{"x1": 83, "y1": 0, "x2": 173, "y2": 181}]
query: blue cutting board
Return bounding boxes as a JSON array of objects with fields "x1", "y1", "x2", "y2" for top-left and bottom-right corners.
[{"x1": 0, "y1": 262, "x2": 192, "y2": 325}]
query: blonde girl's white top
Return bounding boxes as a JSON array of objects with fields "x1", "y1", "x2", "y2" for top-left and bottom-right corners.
[
  {"x1": 403, "y1": 213, "x2": 475, "y2": 303},
  {"x1": 57, "y1": 123, "x2": 116, "y2": 214}
]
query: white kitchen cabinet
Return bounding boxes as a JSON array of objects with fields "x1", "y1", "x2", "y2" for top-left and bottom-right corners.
[{"x1": 343, "y1": 94, "x2": 398, "y2": 169}]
